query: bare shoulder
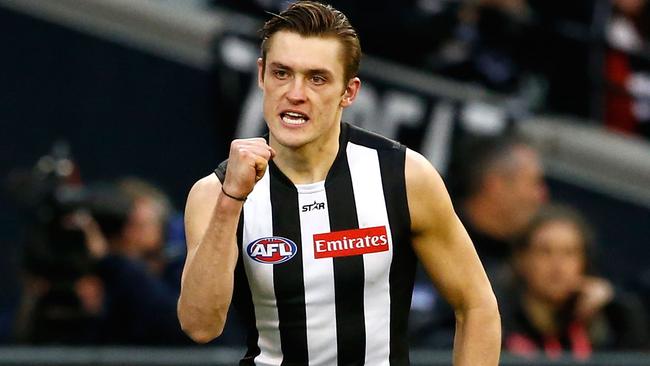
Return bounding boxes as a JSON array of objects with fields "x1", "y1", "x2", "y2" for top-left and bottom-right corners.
[
  {"x1": 404, "y1": 149, "x2": 454, "y2": 234},
  {"x1": 188, "y1": 173, "x2": 222, "y2": 203},
  {"x1": 405, "y1": 149, "x2": 443, "y2": 188}
]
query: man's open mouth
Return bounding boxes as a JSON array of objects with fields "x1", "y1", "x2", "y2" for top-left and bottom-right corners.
[{"x1": 281, "y1": 111, "x2": 309, "y2": 125}]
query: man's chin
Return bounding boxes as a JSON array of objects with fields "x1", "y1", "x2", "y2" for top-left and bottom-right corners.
[{"x1": 270, "y1": 132, "x2": 310, "y2": 150}]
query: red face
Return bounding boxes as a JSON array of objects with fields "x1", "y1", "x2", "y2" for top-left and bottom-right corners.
[{"x1": 257, "y1": 31, "x2": 360, "y2": 151}]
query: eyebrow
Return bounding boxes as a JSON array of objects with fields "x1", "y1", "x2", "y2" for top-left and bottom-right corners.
[{"x1": 268, "y1": 62, "x2": 334, "y2": 78}]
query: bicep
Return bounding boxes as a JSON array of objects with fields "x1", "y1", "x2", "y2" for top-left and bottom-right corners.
[
  {"x1": 412, "y1": 214, "x2": 491, "y2": 310},
  {"x1": 406, "y1": 150, "x2": 494, "y2": 311}
]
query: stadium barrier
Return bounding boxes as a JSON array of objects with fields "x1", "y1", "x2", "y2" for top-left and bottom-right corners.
[{"x1": 0, "y1": 347, "x2": 650, "y2": 366}]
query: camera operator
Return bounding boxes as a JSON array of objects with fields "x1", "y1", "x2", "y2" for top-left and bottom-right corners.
[
  {"x1": 14, "y1": 180, "x2": 189, "y2": 344},
  {"x1": 65, "y1": 181, "x2": 190, "y2": 345},
  {"x1": 115, "y1": 177, "x2": 185, "y2": 295},
  {"x1": 11, "y1": 153, "x2": 118, "y2": 344}
]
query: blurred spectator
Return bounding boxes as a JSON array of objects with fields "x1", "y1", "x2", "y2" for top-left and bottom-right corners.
[
  {"x1": 452, "y1": 133, "x2": 548, "y2": 283},
  {"x1": 116, "y1": 177, "x2": 184, "y2": 293},
  {"x1": 70, "y1": 180, "x2": 190, "y2": 345},
  {"x1": 604, "y1": 0, "x2": 650, "y2": 138},
  {"x1": 502, "y1": 204, "x2": 648, "y2": 359},
  {"x1": 607, "y1": 0, "x2": 649, "y2": 53},
  {"x1": 116, "y1": 178, "x2": 171, "y2": 263},
  {"x1": 430, "y1": 0, "x2": 534, "y2": 94},
  {"x1": 525, "y1": 0, "x2": 599, "y2": 118},
  {"x1": 428, "y1": 0, "x2": 603, "y2": 118}
]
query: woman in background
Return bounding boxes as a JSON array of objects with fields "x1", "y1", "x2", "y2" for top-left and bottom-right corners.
[{"x1": 502, "y1": 204, "x2": 648, "y2": 359}]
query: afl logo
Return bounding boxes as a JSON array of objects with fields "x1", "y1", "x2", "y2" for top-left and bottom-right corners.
[{"x1": 247, "y1": 236, "x2": 297, "y2": 264}]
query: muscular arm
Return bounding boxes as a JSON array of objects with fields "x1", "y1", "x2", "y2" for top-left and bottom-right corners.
[
  {"x1": 177, "y1": 175, "x2": 241, "y2": 343},
  {"x1": 406, "y1": 149, "x2": 501, "y2": 365},
  {"x1": 177, "y1": 138, "x2": 274, "y2": 343}
]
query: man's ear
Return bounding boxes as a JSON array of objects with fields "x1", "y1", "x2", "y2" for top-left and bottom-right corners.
[
  {"x1": 257, "y1": 58, "x2": 265, "y2": 90},
  {"x1": 340, "y1": 77, "x2": 361, "y2": 108}
]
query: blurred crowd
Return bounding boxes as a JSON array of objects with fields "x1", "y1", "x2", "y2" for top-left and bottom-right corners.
[
  {"x1": 3, "y1": 145, "x2": 192, "y2": 345},
  {"x1": 409, "y1": 131, "x2": 650, "y2": 359},
  {"x1": 213, "y1": 0, "x2": 650, "y2": 139}
]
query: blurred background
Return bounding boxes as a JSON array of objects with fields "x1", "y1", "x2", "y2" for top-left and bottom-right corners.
[{"x1": 1, "y1": 0, "x2": 649, "y2": 365}]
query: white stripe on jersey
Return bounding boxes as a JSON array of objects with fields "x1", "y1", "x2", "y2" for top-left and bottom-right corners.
[
  {"x1": 296, "y1": 182, "x2": 338, "y2": 365},
  {"x1": 346, "y1": 142, "x2": 392, "y2": 366},
  {"x1": 242, "y1": 169, "x2": 283, "y2": 366}
]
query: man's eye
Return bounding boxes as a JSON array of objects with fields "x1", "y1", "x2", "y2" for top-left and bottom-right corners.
[
  {"x1": 311, "y1": 75, "x2": 326, "y2": 84},
  {"x1": 273, "y1": 70, "x2": 288, "y2": 79}
]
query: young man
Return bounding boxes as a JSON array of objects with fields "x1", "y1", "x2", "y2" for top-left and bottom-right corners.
[{"x1": 178, "y1": 2, "x2": 500, "y2": 365}]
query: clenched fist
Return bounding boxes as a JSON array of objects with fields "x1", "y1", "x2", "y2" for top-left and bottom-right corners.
[{"x1": 222, "y1": 138, "x2": 275, "y2": 200}]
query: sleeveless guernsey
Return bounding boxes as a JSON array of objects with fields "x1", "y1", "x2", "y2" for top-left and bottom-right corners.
[{"x1": 215, "y1": 122, "x2": 416, "y2": 366}]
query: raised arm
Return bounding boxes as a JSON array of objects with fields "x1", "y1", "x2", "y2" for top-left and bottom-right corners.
[
  {"x1": 406, "y1": 149, "x2": 501, "y2": 365},
  {"x1": 177, "y1": 138, "x2": 274, "y2": 343}
]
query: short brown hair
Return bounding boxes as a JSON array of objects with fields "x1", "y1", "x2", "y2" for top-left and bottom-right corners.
[{"x1": 259, "y1": 1, "x2": 361, "y2": 83}]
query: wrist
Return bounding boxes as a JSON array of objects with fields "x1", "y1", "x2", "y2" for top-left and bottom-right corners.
[{"x1": 221, "y1": 185, "x2": 247, "y2": 202}]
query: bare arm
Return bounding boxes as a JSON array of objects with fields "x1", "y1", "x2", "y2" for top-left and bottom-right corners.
[
  {"x1": 406, "y1": 149, "x2": 501, "y2": 365},
  {"x1": 177, "y1": 138, "x2": 274, "y2": 343}
]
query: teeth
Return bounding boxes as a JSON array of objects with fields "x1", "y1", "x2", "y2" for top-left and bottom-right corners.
[
  {"x1": 282, "y1": 115, "x2": 306, "y2": 125},
  {"x1": 282, "y1": 112, "x2": 308, "y2": 125}
]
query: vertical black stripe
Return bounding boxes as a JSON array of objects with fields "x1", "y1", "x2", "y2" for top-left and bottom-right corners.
[
  {"x1": 269, "y1": 163, "x2": 309, "y2": 365},
  {"x1": 234, "y1": 213, "x2": 261, "y2": 366},
  {"x1": 326, "y1": 147, "x2": 367, "y2": 365},
  {"x1": 379, "y1": 147, "x2": 416, "y2": 366}
]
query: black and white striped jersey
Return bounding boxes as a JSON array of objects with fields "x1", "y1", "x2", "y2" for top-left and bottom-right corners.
[{"x1": 215, "y1": 122, "x2": 417, "y2": 366}]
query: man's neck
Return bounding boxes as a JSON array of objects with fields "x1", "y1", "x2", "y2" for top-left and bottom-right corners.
[{"x1": 270, "y1": 127, "x2": 341, "y2": 184}]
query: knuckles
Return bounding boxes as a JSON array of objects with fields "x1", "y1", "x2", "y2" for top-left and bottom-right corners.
[{"x1": 231, "y1": 144, "x2": 271, "y2": 161}]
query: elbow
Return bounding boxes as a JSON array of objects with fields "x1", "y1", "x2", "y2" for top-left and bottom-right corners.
[
  {"x1": 177, "y1": 305, "x2": 226, "y2": 344},
  {"x1": 456, "y1": 292, "x2": 501, "y2": 324},
  {"x1": 179, "y1": 316, "x2": 224, "y2": 344},
  {"x1": 183, "y1": 326, "x2": 223, "y2": 344}
]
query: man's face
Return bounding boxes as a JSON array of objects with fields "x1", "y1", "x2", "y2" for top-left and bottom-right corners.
[
  {"x1": 518, "y1": 220, "x2": 586, "y2": 306},
  {"x1": 123, "y1": 198, "x2": 164, "y2": 255},
  {"x1": 500, "y1": 146, "x2": 548, "y2": 234},
  {"x1": 258, "y1": 31, "x2": 359, "y2": 150}
]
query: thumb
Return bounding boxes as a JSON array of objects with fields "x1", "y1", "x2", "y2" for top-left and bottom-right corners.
[{"x1": 254, "y1": 158, "x2": 269, "y2": 182}]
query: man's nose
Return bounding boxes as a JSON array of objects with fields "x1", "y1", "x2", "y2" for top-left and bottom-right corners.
[{"x1": 286, "y1": 78, "x2": 306, "y2": 103}]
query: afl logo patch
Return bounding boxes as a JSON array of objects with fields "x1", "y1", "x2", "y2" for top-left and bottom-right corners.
[{"x1": 247, "y1": 237, "x2": 297, "y2": 264}]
